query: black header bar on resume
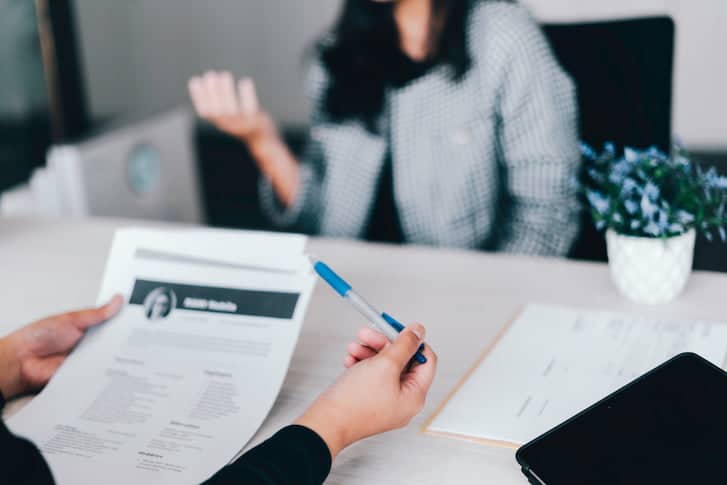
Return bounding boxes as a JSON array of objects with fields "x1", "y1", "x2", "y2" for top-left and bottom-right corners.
[{"x1": 129, "y1": 279, "x2": 300, "y2": 319}]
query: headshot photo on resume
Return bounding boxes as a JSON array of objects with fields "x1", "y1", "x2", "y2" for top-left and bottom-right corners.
[
  {"x1": 143, "y1": 287, "x2": 177, "y2": 321},
  {"x1": 188, "y1": 0, "x2": 582, "y2": 256}
]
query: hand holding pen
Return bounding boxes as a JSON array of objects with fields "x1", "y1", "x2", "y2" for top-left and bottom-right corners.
[
  {"x1": 296, "y1": 311, "x2": 437, "y2": 459},
  {"x1": 309, "y1": 257, "x2": 428, "y2": 364}
]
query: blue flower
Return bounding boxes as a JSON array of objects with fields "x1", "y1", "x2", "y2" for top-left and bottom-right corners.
[
  {"x1": 674, "y1": 155, "x2": 691, "y2": 170},
  {"x1": 640, "y1": 194, "x2": 658, "y2": 218},
  {"x1": 621, "y1": 178, "x2": 639, "y2": 195},
  {"x1": 644, "y1": 181, "x2": 660, "y2": 201},
  {"x1": 580, "y1": 143, "x2": 597, "y2": 161},
  {"x1": 624, "y1": 148, "x2": 639, "y2": 163},
  {"x1": 610, "y1": 159, "x2": 633, "y2": 183},
  {"x1": 645, "y1": 147, "x2": 666, "y2": 166},
  {"x1": 643, "y1": 220, "x2": 661, "y2": 236},
  {"x1": 624, "y1": 199, "x2": 639, "y2": 215},
  {"x1": 676, "y1": 210, "x2": 695, "y2": 225},
  {"x1": 587, "y1": 190, "x2": 610, "y2": 215},
  {"x1": 713, "y1": 175, "x2": 727, "y2": 190},
  {"x1": 579, "y1": 140, "x2": 727, "y2": 241}
]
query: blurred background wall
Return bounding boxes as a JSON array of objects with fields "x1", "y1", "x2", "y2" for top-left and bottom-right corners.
[{"x1": 72, "y1": 0, "x2": 725, "y2": 151}]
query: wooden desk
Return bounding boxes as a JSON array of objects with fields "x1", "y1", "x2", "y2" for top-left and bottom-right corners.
[{"x1": 2, "y1": 216, "x2": 726, "y2": 484}]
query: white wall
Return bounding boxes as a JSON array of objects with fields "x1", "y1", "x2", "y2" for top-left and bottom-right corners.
[
  {"x1": 73, "y1": 0, "x2": 339, "y2": 123},
  {"x1": 73, "y1": 0, "x2": 726, "y2": 149}
]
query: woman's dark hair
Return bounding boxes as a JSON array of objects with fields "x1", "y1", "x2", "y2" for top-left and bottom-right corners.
[{"x1": 319, "y1": 0, "x2": 475, "y2": 132}]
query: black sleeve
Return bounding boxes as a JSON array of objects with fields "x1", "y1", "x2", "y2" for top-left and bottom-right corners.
[
  {"x1": 0, "y1": 393, "x2": 55, "y2": 484},
  {"x1": 204, "y1": 425, "x2": 332, "y2": 485}
]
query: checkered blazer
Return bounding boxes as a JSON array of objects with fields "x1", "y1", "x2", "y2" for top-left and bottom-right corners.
[{"x1": 260, "y1": 2, "x2": 581, "y2": 255}]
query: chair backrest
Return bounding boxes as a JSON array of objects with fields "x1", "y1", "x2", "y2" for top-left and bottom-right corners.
[{"x1": 543, "y1": 17, "x2": 675, "y2": 261}]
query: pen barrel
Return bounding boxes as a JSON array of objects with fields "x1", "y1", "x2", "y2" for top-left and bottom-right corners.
[{"x1": 346, "y1": 292, "x2": 400, "y2": 341}]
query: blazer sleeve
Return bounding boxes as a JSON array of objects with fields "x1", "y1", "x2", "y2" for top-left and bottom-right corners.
[
  {"x1": 0, "y1": 394, "x2": 56, "y2": 485},
  {"x1": 490, "y1": 6, "x2": 581, "y2": 256},
  {"x1": 204, "y1": 425, "x2": 332, "y2": 485},
  {"x1": 258, "y1": 57, "x2": 328, "y2": 234}
]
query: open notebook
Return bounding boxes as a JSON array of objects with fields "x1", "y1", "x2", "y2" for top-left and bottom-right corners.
[{"x1": 423, "y1": 303, "x2": 727, "y2": 448}]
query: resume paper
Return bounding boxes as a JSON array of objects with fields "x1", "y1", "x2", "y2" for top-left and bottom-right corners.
[
  {"x1": 426, "y1": 303, "x2": 727, "y2": 447},
  {"x1": 9, "y1": 228, "x2": 316, "y2": 484}
]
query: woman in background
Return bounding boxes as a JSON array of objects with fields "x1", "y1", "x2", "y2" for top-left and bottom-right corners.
[{"x1": 189, "y1": 0, "x2": 580, "y2": 254}]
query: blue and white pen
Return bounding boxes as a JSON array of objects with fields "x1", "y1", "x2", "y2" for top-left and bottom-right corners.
[{"x1": 309, "y1": 257, "x2": 427, "y2": 364}]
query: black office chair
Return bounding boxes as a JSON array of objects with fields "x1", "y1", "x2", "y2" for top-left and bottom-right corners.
[{"x1": 543, "y1": 17, "x2": 675, "y2": 262}]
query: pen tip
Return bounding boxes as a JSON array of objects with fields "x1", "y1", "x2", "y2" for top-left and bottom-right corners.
[{"x1": 305, "y1": 253, "x2": 318, "y2": 266}]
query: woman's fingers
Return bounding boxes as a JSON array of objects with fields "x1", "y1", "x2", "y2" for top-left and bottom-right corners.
[
  {"x1": 357, "y1": 326, "x2": 389, "y2": 351},
  {"x1": 188, "y1": 72, "x2": 254, "y2": 118},
  {"x1": 187, "y1": 72, "x2": 271, "y2": 142},
  {"x1": 343, "y1": 328, "x2": 392, "y2": 368},
  {"x1": 218, "y1": 71, "x2": 238, "y2": 115},
  {"x1": 347, "y1": 342, "x2": 378, "y2": 361},
  {"x1": 204, "y1": 71, "x2": 224, "y2": 114},
  {"x1": 21, "y1": 355, "x2": 66, "y2": 390},
  {"x1": 379, "y1": 325, "x2": 426, "y2": 372},
  {"x1": 57, "y1": 294, "x2": 123, "y2": 331},
  {"x1": 238, "y1": 78, "x2": 260, "y2": 116},
  {"x1": 192, "y1": 73, "x2": 217, "y2": 116},
  {"x1": 404, "y1": 343, "x2": 438, "y2": 395},
  {"x1": 342, "y1": 327, "x2": 391, "y2": 369}
]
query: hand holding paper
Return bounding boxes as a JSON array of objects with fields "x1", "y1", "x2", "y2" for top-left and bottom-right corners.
[
  {"x1": 0, "y1": 296, "x2": 123, "y2": 399},
  {"x1": 9, "y1": 228, "x2": 316, "y2": 485}
]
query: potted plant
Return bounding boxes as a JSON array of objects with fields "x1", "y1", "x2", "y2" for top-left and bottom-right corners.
[{"x1": 581, "y1": 143, "x2": 727, "y2": 304}]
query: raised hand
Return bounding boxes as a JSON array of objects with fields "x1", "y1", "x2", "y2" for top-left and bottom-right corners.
[
  {"x1": 188, "y1": 71, "x2": 277, "y2": 146},
  {"x1": 187, "y1": 70, "x2": 300, "y2": 207}
]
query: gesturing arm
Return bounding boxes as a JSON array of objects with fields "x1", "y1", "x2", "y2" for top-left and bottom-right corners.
[{"x1": 188, "y1": 72, "x2": 301, "y2": 208}]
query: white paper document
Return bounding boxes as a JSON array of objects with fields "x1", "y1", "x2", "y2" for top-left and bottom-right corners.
[
  {"x1": 427, "y1": 303, "x2": 727, "y2": 447},
  {"x1": 9, "y1": 228, "x2": 316, "y2": 484}
]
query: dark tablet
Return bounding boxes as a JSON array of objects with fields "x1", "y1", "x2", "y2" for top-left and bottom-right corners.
[{"x1": 516, "y1": 353, "x2": 727, "y2": 485}]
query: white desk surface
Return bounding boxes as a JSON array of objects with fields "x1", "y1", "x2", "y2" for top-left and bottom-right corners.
[{"x1": 2, "y1": 216, "x2": 726, "y2": 484}]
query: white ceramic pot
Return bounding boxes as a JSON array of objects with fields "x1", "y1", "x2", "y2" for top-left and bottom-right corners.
[{"x1": 606, "y1": 228, "x2": 696, "y2": 304}]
